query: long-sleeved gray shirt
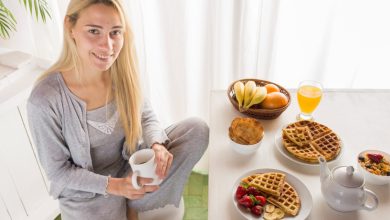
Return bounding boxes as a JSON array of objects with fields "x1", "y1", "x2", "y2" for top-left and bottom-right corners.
[{"x1": 27, "y1": 72, "x2": 169, "y2": 199}]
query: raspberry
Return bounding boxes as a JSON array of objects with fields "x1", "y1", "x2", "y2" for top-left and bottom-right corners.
[{"x1": 367, "y1": 153, "x2": 383, "y2": 163}]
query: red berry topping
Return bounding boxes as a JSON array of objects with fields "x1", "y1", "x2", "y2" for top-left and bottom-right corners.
[
  {"x1": 235, "y1": 185, "x2": 248, "y2": 199},
  {"x1": 247, "y1": 186, "x2": 261, "y2": 196},
  {"x1": 251, "y1": 205, "x2": 263, "y2": 216},
  {"x1": 255, "y1": 195, "x2": 267, "y2": 206},
  {"x1": 238, "y1": 195, "x2": 255, "y2": 208},
  {"x1": 367, "y1": 153, "x2": 383, "y2": 163}
]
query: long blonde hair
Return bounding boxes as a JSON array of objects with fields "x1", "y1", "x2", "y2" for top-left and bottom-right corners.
[{"x1": 39, "y1": 0, "x2": 142, "y2": 154}]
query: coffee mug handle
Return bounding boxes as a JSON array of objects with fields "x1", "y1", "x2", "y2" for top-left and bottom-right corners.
[
  {"x1": 131, "y1": 171, "x2": 141, "y2": 189},
  {"x1": 362, "y1": 188, "x2": 378, "y2": 211}
]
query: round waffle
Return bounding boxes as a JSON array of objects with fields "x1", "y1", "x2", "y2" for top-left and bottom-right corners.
[
  {"x1": 229, "y1": 117, "x2": 264, "y2": 145},
  {"x1": 282, "y1": 120, "x2": 341, "y2": 163}
]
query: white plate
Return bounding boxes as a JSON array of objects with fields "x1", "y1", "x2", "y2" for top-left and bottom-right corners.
[
  {"x1": 274, "y1": 125, "x2": 343, "y2": 167},
  {"x1": 232, "y1": 168, "x2": 313, "y2": 220}
]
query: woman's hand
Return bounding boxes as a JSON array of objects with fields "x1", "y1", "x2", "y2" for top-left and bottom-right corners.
[
  {"x1": 152, "y1": 143, "x2": 173, "y2": 179},
  {"x1": 106, "y1": 175, "x2": 159, "y2": 200}
]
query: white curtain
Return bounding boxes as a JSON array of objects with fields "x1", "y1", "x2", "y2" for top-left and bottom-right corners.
[
  {"x1": 127, "y1": 0, "x2": 280, "y2": 126},
  {"x1": 270, "y1": 0, "x2": 390, "y2": 89},
  {"x1": 127, "y1": 0, "x2": 390, "y2": 126},
  {"x1": 4, "y1": 0, "x2": 390, "y2": 123}
]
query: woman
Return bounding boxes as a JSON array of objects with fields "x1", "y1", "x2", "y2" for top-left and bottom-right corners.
[{"x1": 26, "y1": 0, "x2": 209, "y2": 219}]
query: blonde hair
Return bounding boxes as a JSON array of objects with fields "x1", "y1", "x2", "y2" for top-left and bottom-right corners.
[{"x1": 39, "y1": 0, "x2": 142, "y2": 153}]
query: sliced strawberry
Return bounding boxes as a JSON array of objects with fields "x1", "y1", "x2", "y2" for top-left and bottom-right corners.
[
  {"x1": 367, "y1": 153, "x2": 383, "y2": 163},
  {"x1": 251, "y1": 205, "x2": 263, "y2": 216},
  {"x1": 255, "y1": 195, "x2": 267, "y2": 206},
  {"x1": 235, "y1": 185, "x2": 248, "y2": 199}
]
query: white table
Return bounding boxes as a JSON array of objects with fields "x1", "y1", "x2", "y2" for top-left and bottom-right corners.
[{"x1": 208, "y1": 90, "x2": 390, "y2": 220}]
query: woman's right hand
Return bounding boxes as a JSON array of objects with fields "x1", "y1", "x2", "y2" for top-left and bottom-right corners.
[{"x1": 106, "y1": 175, "x2": 159, "y2": 200}]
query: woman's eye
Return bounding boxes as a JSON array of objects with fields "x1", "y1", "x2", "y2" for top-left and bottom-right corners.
[
  {"x1": 111, "y1": 30, "x2": 122, "y2": 36},
  {"x1": 88, "y1": 29, "x2": 99, "y2": 35}
]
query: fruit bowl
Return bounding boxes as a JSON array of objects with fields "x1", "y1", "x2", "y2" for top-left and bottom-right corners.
[
  {"x1": 357, "y1": 150, "x2": 390, "y2": 185},
  {"x1": 227, "y1": 79, "x2": 291, "y2": 120}
]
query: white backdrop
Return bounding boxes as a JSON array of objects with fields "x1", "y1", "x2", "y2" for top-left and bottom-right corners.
[
  {"x1": 2, "y1": 0, "x2": 390, "y2": 172},
  {"x1": 2, "y1": 0, "x2": 390, "y2": 124}
]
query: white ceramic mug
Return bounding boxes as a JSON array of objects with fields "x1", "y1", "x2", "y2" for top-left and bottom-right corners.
[{"x1": 129, "y1": 149, "x2": 162, "y2": 189}]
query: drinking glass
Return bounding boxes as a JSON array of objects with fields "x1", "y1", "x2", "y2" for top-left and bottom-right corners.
[{"x1": 297, "y1": 80, "x2": 323, "y2": 121}]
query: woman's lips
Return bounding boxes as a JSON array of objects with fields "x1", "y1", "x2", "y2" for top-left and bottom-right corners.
[{"x1": 92, "y1": 52, "x2": 113, "y2": 62}]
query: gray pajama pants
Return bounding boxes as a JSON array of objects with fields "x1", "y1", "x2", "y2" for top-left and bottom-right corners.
[
  {"x1": 129, "y1": 117, "x2": 209, "y2": 212},
  {"x1": 59, "y1": 117, "x2": 209, "y2": 219}
]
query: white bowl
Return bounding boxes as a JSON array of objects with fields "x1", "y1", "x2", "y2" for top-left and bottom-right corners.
[
  {"x1": 357, "y1": 150, "x2": 390, "y2": 185},
  {"x1": 229, "y1": 132, "x2": 264, "y2": 155}
]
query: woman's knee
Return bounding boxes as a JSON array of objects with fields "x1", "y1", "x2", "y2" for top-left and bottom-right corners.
[
  {"x1": 168, "y1": 117, "x2": 209, "y2": 152},
  {"x1": 183, "y1": 117, "x2": 209, "y2": 151},
  {"x1": 186, "y1": 117, "x2": 209, "y2": 137}
]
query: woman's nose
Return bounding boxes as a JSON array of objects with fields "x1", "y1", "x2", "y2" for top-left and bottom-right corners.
[{"x1": 99, "y1": 34, "x2": 113, "y2": 50}]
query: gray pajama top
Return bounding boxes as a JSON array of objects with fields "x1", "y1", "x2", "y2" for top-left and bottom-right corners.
[
  {"x1": 26, "y1": 72, "x2": 170, "y2": 200},
  {"x1": 56, "y1": 101, "x2": 128, "y2": 220}
]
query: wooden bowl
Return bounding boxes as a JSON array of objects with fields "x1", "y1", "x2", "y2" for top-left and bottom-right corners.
[{"x1": 227, "y1": 79, "x2": 291, "y2": 120}]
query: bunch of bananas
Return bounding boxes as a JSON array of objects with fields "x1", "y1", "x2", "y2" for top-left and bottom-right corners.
[{"x1": 233, "y1": 80, "x2": 267, "y2": 112}]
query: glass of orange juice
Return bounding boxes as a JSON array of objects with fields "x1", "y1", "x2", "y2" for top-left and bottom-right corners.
[{"x1": 297, "y1": 80, "x2": 323, "y2": 120}]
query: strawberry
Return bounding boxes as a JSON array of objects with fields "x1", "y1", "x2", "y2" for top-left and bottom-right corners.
[
  {"x1": 235, "y1": 185, "x2": 247, "y2": 199},
  {"x1": 255, "y1": 195, "x2": 266, "y2": 206},
  {"x1": 367, "y1": 153, "x2": 383, "y2": 163},
  {"x1": 238, "y1": 195, "x2": 255, "y2": 208},
  {"x1": 251, "y1": 205, "x2": 263, "y2": 216},
  {"x1": 247, "y1": 186, "x2": 261, "y2": 196}
]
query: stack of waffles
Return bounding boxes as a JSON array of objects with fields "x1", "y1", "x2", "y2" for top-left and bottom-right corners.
[
  {"x1": 282, "y1": 120, "x2": 341, "y2": 163},
  {"x1": 241, "y1": 172, "x2": 301, "y2": 217}
]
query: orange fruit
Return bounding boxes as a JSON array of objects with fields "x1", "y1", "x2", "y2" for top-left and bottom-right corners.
[
  {"x1": 260, "y1": 92, "x2": 288, "y2": 109},
  {"x1": 264, "y1": 83, "x2": 280, "y2": 93}
]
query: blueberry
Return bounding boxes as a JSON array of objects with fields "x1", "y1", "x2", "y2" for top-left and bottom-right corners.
[
  {"x1": 358, "y1": 156, "x2": 365, "y2": 162},
  {"x1": 365, "y1": 164, "x2": 372, "y2": 168},
  {"x1": 387, "y1": 172, "x2": 390, "y2": 176}
]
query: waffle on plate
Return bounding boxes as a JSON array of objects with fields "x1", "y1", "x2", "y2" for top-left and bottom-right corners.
[
  {"x1": 248, "y1": 172, "x2": 286, "y2": 197},
  {"x1": 282, "y1": 120, "x2": 341, "y2": 163},
  {"x1": 267, "y1": 182, "x2": 301, "y2": 216},
  {"x1": 241, "y1": 172, "x2": 301, "y2": 217}
]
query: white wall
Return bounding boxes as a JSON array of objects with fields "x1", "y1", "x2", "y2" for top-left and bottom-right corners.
[{"x1": 0, "y1": 0, "x2": 64, "y2": 61}]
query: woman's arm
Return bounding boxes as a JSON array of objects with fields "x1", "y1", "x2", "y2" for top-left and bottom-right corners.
[
  {"x1": 141, "y1": 100, "x2": 170, "y2": 148},
  {"x1": 141, "y1": 100, "x2": 173, "y2": 179}
]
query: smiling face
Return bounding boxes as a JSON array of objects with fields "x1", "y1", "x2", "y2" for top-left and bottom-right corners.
[{"x1": 69, "y1": 3, "x2": 124, "y2": 73}]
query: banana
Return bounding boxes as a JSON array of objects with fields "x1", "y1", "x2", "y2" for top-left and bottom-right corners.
[
  {"x1": 242, "y1": 81, "x2": 256, "y2": 110},
  {"x1": 265, "y1": 204, "x2": 275, "y2": 213},
  {"x1": 263, "y1": 204, "x2": 285, "y2": 220},
  {"x1": 263, "y1": 212, "x2": 275, "y2": 220},
  {"x1": 271, "y1": 208, "x2": 285, "y2": 219},
  {"x1": 243, "y1": 86, "x2": 267, "y2": 110},
  {"x1": 233, "y1": 81, "x2": 245, "y2": 108}
]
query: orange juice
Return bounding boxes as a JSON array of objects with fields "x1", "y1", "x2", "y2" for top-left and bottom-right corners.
[{"x1": 297, "y1": 85, "x2": 322, "y2": 114}]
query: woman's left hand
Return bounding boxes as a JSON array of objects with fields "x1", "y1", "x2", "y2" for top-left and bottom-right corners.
[{"x1": 152, "y1": 143, "x2": 173, "y2": 179}]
